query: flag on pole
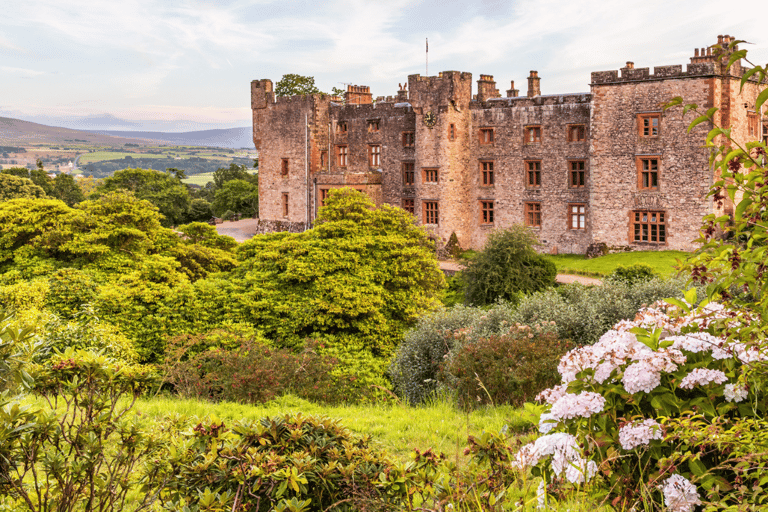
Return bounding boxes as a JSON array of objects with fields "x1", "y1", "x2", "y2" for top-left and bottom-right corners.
[{"x1": 426, "y1": 38, "x2": 428, "y2": 52}]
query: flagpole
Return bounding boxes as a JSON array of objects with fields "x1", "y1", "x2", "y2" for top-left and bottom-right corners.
[{"x1": 426, "y1": 38, "x2": 428, "y2": 76}]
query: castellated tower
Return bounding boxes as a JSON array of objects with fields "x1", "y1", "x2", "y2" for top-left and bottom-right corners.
[{"x1": 407, "y1": 71, "x2": 474, "y2": 247}]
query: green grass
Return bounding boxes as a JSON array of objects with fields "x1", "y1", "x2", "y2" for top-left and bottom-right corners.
[
  {"x1": 544, "y1": 250, "x2": 691, "y2": 278},
  {"x1": 181, "y1": 169, "x2": 257, "y2": 186},
  {"x1": 78, "y1": 151, "x2": 166, "y2": 164},
  {"x1": 133, "y1": 394, "x2": 534, "y2": 465}
]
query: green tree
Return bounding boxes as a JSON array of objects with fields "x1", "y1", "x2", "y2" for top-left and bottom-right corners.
[
  {"x1": 94, "y1": 168, "x2": 191, "y2": 227},
  {"x1": 212, "y1": 163, "x2": 256, "y2": 189},
  {"x1": 211, "y1": 179, "x2": 258, "y2": 217},
  {"x1": 232, "y1": 188, "x2": 445, "y2": 355},
  {"x1": 275, "y1": 73, "x2": 322, "y2": 97},
  {"x1": 51, "y1": 173, "x2": 84, "y2": 206},
  {"x1": 187, "y1": 197, "x2": 213, "y2": 221},
  {"x1": 461, "y1": 225, "x2": 557, "y2": 306},
  {"x1": 0, "y1": 174, "x2": 46, "y2": 201}
]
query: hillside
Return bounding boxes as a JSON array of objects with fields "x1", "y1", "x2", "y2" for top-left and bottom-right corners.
[
  {"x1": 0, "y1": 117, "x2": 158, "y2": 146},
  {"x1": 97, "y1": 127, "x2": 254, "y2": 149}
]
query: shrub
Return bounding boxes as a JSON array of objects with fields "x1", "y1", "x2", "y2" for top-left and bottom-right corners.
[
  {"x1": 157, "y1": 414, "x2": 412, "y2": 511},
  {"x1": 462, "y1": 225, "x2": 557, "y2": 306},
  {"x1": 609, "y1": 262, "x2": 656, "y2": 284},
  {"x1": 221, "y1": 209, "x2": 235, "y2": 221},
  {"x1": 45, "y1": 268, "x2": 98, "y2": 319},
  {"x1": 442, "y1": 324, "x2": 575, "y2": 409}
]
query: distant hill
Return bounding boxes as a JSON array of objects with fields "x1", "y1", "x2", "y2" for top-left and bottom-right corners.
[
  {"x1": 97, "y1": 127, "x2": 254, "y2": 149},
  {"x1": 0, "y1": 117, "x2": 160, "y2": 146}
]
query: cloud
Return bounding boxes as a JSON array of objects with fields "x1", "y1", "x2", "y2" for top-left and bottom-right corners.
[{"x1": 1, "y1": 66, "x2": 44, "y2": 77}]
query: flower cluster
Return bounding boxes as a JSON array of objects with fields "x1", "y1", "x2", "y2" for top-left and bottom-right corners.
[
  {"x1": 618, "y1": 418, "x2": 662, "y2": 450},
  {"x1": 724, "y1": 382, "x2": 748, "y2": 403},
  {"x1": 661, "y1": 474, "x2": 701, "y2": 512},
  {"x1": 512, "y1": 433, "x2": 597, "y2": 484},
  {"x1": 550, "y1": 391, "x2": 606, "y2": 421},
  {"x1": 679, "y1": 368, "x2": 728, "y2": 390}
]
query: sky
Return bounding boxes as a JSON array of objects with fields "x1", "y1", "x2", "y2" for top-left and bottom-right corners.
[{"x1": 1, "y1": 0, "x2": 765, "y2": 132}]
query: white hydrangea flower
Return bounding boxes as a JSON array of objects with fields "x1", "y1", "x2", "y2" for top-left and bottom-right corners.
[
  {"x1": 511, "y1": 442, "x2": 541, "y2": 469},
  {"x1": 724, "y1": 383, "x2": 748, "y2": 403},
  {"x1": 618, "y1": 419, "x2": 663, "y2": 450},
  {"x1": 538, "y1": 412, "x2": 558, "y2": 434},
  {"x1": 634, "y1": 347, "x2": 686, "y2": 373},
  {"x1": 536, "y1": 480, "x2": 547, "y2": 509},
  {"x1": 668, "y1": 333, "x2": 720, "y2": 354},
  {"x1": 679, "y1": 368, "x2": 728, "y2": 390},
  {"x1": 564, "y1": 459, "x2": 598, "y2": 484},
  {"x1": 661, "y1": 474, "x2": 701, "y2": 512},
  {"x1": 535, "y1": 383, "x2": 568, "y2": 405},
  {"x1": 622, "y1": 360, "x2": 661, "y2": 394},
  {"x1": 550, "y1": 392, "x2": 606, "y2": 421}
]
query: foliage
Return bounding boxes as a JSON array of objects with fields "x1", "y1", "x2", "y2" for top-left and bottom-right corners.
[
  {"x1": 51, "y1": 173, "x2": 85, "y2": 206},
  {"x1": 609, "y1": 263, "x2": 656, "y2": 284},
  {"x1": 45, "y1": 268, "x2": 98, "y2": 319},
  {"x1": 232, "y1": 188, "x2": 445, "y2": 356},
  {"x1": 274, "y1": 74, "x2": 322, "y2": 97},
  {"x1": 544, "y1": 250, "x2": 687, "y2": 277},
  {"x1": 511, "y1": 276, "x2": 700, "y2": 345},
  {"x1": 0, "y1": 173, "x2": 46, "y2": 201},
  {"x1": 176, "y1": 222, "x2": 238, "y2": 251},
  {"x1": 212, "y1": 163, "x2": 257, "y2": 189},
  {"x1": 221, "y1": 209, "x2": 235, "y2": 221},
  {"x1": 187, "y1": 197, "x2": 212, "y2": 222},
  {"x1": 0, "y1": 308, "x2": 38, "y2": 395},
  {"x1": 155, "y1": 413, "x2": 412, "y2": 511},
  {"x1": 462, "y1": 225, "x2": 557, "y2": 306},
  {"x1": 211, "y1": 178, "x2": 258, "y2": 217},
  {"x1": 2, "y1": 166, "x2": 53, "y2": 196},
  {"x1": 0, "y1": 349, "x2": 162, "y2": 512},
  {"x1": 94, "y1": 168, "x2": 192, "y2": 227},
  {"x1": 444, "y1": 324, "x2": 575, "y2": 409}
]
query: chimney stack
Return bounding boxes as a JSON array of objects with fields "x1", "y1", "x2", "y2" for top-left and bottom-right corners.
[
  {"x1": 506, "y1": 80, "x2": 519, "y2": 98},
  {"x1": 527, "y1": 71, "x2": 540, "y2": 98},
  {"x1": 477, "y1": 74, "x2": 500, "y2": 102}
]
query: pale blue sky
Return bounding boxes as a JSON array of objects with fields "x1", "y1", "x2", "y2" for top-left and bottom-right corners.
[{"x1": 1, "y1": 0, "x2": 764, "y2": 131}]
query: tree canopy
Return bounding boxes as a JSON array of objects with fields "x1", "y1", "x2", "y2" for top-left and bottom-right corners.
[
  {"x1": 275, "y1": 74, "x2": 322, "y2": 97},
  {"x1": 0, "y1": 174, "x2": 46, "y2": 201}
]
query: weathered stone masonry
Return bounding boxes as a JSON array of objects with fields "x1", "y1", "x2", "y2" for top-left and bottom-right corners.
[{"x1": 252, "y1": 36, "x2": 767, "y2": 253}]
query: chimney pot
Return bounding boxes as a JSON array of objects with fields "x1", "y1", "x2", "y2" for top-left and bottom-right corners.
[
  {"x1": 626, "y1": 61, "x2": 635, "y2": 69},
  {"x1": 717, "y1": 35, "x2": 723, "y2": 44},
  {"x1": 694, "y1": 48, "x2": 699, "y2": 57}
]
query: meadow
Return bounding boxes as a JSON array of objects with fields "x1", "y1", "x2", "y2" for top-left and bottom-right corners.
[{"x1": 544, "y1": 250, "x2": 689, "y2": 277}]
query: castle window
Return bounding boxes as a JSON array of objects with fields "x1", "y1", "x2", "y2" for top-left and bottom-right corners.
[
  {"x1": 479, "y1": 128, "x2": 494, "y2": 144},
  {"x1": 320, "y1": 151, "x2": 328, "y2": 169},
  {"x1": 568, "y1": 203, "x2": 586, "y2": 230},
  {"x1": 337, "y1": 145, "x2": 348, "y2": 167},
  {"x1": 567, "y1": 124, "x2": 586, "y2": 142},
  {"x1": 423, "y1": 201, "x2": 439, "y2": 224},
  {"x1": 449, "y1": 124, "x2": 456, "y2": 141},
  {"x1": 748, "y1": 113, "x2": 759, "y2": 138},
  {"x1": 402, "y1": 162, "x2": 415, "y2": 185},
  {"x1": 525, "y1": 126, "x2": 541, "y2": 144},
  {"x1": 282, "y1": 193, "x2": 289, "y2": 217},
  {"x1": 525, "y1": 202, "x2": 541, "y2": 227},
  {"x1": 526, "y1": 161, "x2": 541, "y2": 187},
  {"x1": 281, "y1": 158, "x2": 289, "y2": 176},
  {"x1": 569, "y1": 160, "x2": 586, "y2": 188},
  {"x1": 402, "y1": 132, "x2": 415, "y2": 147},
  {"x1": 631, "y1": 210, "x2": 666, "y2": 244},
  {"x1": 402, "y1": 198, "x2": 415, "y2": 214},
  {"x1": 423, "y1": 168, "x2": 438, "y2": 183},
  {"x1": 638, "y1": 114, "x2": 660, "y2": 137},
  {"x1": 368, "y1": 145, "x2": 381, "y2": 166},
  {"x1": 480, "y1": 160, "x2": 494, "y2": 186},
  {"x1": 367, "y1": 119, "x2": 380, "y2": 132},
  {"x1": 480, "y1": 200, "x2": 494, "y2": 224},
  {"x1": 337, "y1": 121, "x2": 347, "y2": 133},
  {"x1": 319, "y1": 188, "x2": 329, "y2": 206},
  {"x1": 637, "y1": 157, "x2": 660, "y2": 190}
]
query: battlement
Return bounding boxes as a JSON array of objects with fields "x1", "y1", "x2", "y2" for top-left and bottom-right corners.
[
  {"x1": 346, "y1": 84, "x2": 372, "y2": 105},
  {"x1": 470, "y1": 92, "x2": 591, "y2": 110},
  {"x1": 408, "y1": 71, "x2": 473, "y2": 83}
]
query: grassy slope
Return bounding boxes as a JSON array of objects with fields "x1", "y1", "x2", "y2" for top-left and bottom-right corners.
[
  {"x1": 544, "y1": 250, "x2": 691, "y2": 277},
  {"x1": 133, "y1": 394, "x2": 534, "y2": 465}
]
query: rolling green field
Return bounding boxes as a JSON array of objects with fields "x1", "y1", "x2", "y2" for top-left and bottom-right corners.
[
  {"x1": 78, "y1": 151, "x2": 166, "y2": 164},
  {"x1": 544, "y1": 250, "x2": 691, "y2": 277},
  {"x1": 181, "y1": 169, "x2": 257, "y2": 186}
]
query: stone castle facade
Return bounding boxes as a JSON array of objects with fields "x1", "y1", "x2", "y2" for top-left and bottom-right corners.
[{"x1": 251, "y1": 35, "x2": 766, "y2": 253}]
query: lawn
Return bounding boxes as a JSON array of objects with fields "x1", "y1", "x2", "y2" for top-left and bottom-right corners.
[{"x1": 544, "y1": 250, "x2": 691, "y2": 277}]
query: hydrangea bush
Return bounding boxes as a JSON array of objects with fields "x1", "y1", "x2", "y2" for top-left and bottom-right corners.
[{"x1": 514, "y1": 295, "x2": 766, "y2": 510}]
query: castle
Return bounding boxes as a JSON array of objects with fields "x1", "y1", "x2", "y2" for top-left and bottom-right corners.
[{"x1": 251, "y1": 35, "x2": 766, "y2": 253}]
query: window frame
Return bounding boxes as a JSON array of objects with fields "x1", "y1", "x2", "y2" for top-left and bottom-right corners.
[
  {"x1": 480, "y1": 160, "x2": 494, "y2": 186},
  {"x1": 568, "y1": 160, "x2": 586, "y2": 188},
  {"x1": 636, "y1": 156, "x2": 660, "y2": 191},
  {"x1": 281, "y1": 158, "x2": 289, "y2": 176},
  {"x1": 637, "y1": 113, "x2": 660, "y2": 138},
  {"x1": 336, "y1": 121, "x2": 348, "y2": 133},
  {"x1": 423, "y1": 200, "x2": 439, "y2": 225},
  {"x1": 282, "y1": 193, "x2": 289, "y2": 217},
  {"x1": 402, "y1": 162, "x2": 415, "y2": 186},
  {"x1": 525, "y1": 125, "x2": 542, "y2": 144},
  {"x1": 402, "y1": 131, "x2": 415, "y2": 147},
  {"x1": 568, "y1": 203, "x2": 587, "y2": 230},
  {"x1": 402, "y1": 198, "x2": 415, "y2": 214},
  {"x1": 748, "y1": 112, "x2": 759, "y2": 138},
  {"x1": 525, "y1": 160, "x2": 541, "y2": 188},
  {"x1": 336, "y1": 145, "x2": 348, "y2": 167},
  {"x1": 479, "y1": 200, "x2": 494, "y2": 225},
  {"x1": 567, "y1": 124, "x2": 586, "y2": 142},
  {"x1": 319, "y1": 188, "x2": 329, "y2": 207},
  {"x1": 367, "y1": 119, "x2": 380, "y2": 132},
  {"x1": 479, "y1": 127, "x2": 495, "y2": 144},
  {"x1": 631, "y1": 210, "x2": 667, "y2": 245},
  {"x1": 320, "y1": 151, "x2": 328, "y2": 169},
  {"x1": 368, "y1": 144, "x2": 381, "y2": 167},
  {"x1": 524, "y1": 202, "x2": 542, "y2": 227},
  {"x1": 449, "y1": 123, "x2": 456, "y2": 141},
  {"x1": 423, "y1": 168, "x2": 439, "y2": 183}
]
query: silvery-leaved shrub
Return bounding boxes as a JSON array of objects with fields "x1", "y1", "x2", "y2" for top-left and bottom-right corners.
[{"x1": 513, "y1": 294, "x2": 766, "y2": 510}]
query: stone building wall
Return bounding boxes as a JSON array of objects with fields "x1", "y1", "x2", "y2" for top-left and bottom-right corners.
[{"x1": 252, "y1": 35, "x2": 767, "y2": 253}]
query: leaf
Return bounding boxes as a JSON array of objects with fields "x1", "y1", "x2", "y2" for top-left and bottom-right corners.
[
  {"x1": 725, "y1": 49, "x2": 747, "y2": 71},
  {"x1": 684, "y1": 288, "x2": 698, "y2": 307},
  {"x1": 740, "y1": 67, "x2": 761, "y2": 92},
  {"x1": 756, "y1": 87, "x2": 768, "y2": 114},
  {"x1": 689, "y1": 457, "x2": 707, "y2": 477}
]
